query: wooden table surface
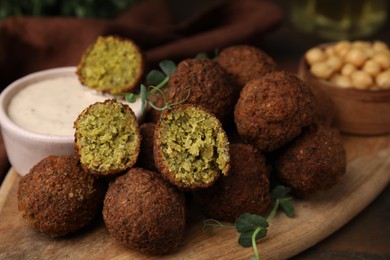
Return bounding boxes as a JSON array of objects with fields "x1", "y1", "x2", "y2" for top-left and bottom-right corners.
[{"x1": 0, "y1": 135, "x2": 389, "y2": 260}]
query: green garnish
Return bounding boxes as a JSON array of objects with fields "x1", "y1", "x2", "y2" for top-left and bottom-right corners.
[
  {"x1": 124, "y1": 60, "x2": 179, "y2": 113},
  {"x1": 202, "y1": 219, "x2": 236, "y2": 230},
  {"x1": 195, "y1": 49, "x2": 220, "y2": 60},
  {"x1": 270, "y1": 185, "x2": 295, "y2": 218},
  {"x1": 203, "y1": 185, "x2": 295, "y2": 260}
]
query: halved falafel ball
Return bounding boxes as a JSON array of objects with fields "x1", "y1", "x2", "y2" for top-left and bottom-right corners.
[
  {"x1": 74, "y1": 99, "x2": 141, "y2": 176},
  {"x1": 17, "y1": 155, "x2": 107, "y2": 237},
  {"x1": 77, "y1": 35, "x2": 144, "y2": 95},
  {"x1": 136, "y1": 122, "x2": 157, "y2": 171},
  {"x1": 154, "y1": 105, "x2": 230, "y2": 190},
  {"x1": 166, "y1": 57, "x2": 236, "y2": 123},
  {"x1": 272, "y1": 124, "x2": 346, "y2": 198},
  {"x1": 218, "y1": 45, "x2": 277, "y2": 90},
  {"x1": 103, "y1": 167, "x2": 186, "y2": 255},
  {"x1": 193, "y1": 143, "x2": 270, "y2": 222},
  {"x1": 234, "y1": 71, "x2": 316, "y2": 152}
]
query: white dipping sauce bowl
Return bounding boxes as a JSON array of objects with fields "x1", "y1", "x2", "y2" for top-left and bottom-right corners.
[{"x1": 0, "y1": 67, "x2": 142, "y2": 176}]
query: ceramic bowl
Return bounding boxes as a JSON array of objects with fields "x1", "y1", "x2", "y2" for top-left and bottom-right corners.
[
  {"x1": 0, "y1": 67, "x2": 142, "y2": 176},
  {"x1": 299, "y1": 58, "x2": 390, "y2": 136}
]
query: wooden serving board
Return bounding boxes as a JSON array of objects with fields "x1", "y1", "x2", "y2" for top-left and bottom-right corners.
[{"x1": 0, "y1": 135, "x2": 389, "y2": 260}]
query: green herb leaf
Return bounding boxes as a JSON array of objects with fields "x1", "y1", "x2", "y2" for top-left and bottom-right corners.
[
  {"x1": 271, "y1": 185, "x2": 292, "y2": 200},
  {"x1": 195, "y1": 52, "x2": 209, "y2": 58},
  {"x1": 159, "y1": 60, "x2": 177, "y2": 77},
  {"x1": 238, "y1": 228, "x2": 268, "y2": 247},
  {"x1": 279, "y1": 197, "x2": 295, "y2": 217},
  {"x1": 235, "y1": 213, "x2": 268, "y2": 233},
  {"x1": 271, "y1": 185, "x2": 295, "y2": 218},
  {"x1": 139, "y1": 84, "x2": 148, "y2": 112},
  {"x1": 146, "y1": 70, "x2": 166, "y2": 86},
  {"x1": 124, "y1": 93, "x2": 138, "y2": 103}
]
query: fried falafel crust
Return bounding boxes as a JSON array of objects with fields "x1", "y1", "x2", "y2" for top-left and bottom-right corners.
[
  {"x1": 193, "y1": 143, "x2": 270, "y2": 222},
  {"x1": 135, "y1": 122, "x2": 157, "y2": 171},
  {"x1": 167, "y1": 57, "x2": 237, "y2": 123},
  {"x1": 17, "y1": 155, "x2": 107, "y2": 237},
  {"x1": 272, "y1": 124, "x2": 346, "y2": 198},
  {"x1": 103, "y1": 167, "x2": 186, "y2": 255},
  {"x1": 218, "y1": 45, "x2": 277, "y2": 89},
  {"x1": 234, "y1": 71, "x2": 316, "y2": 152}
]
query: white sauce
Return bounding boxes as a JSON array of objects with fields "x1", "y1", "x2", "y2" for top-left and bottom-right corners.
[{"x1": 8, "y1": 76, "x2": 136, "y2": 136}]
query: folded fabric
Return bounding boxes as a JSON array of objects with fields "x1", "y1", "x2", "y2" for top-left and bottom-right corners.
[{"x1": 0, "y1": 0, "x2": 283, "y2": 88}]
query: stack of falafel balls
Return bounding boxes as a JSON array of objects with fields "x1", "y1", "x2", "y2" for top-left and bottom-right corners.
[{"x1": 17, "y1": 41, "x2": 346, "y2": 256}]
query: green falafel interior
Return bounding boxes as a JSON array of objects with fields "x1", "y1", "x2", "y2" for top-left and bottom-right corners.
[
  {"x1": 74, "y1": 100, "x2": 140, "y2": 175},
  {"x1": 157, "y1": 105, "x2": 230, "y2": 189},
  {"x1": 77, "y1": 36, "x2": 143, "y2": 95}
]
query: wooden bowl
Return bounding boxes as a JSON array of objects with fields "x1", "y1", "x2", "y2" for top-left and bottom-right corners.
[{"x1": 299, "y1": 58, "x2": 390, "y2": 136}]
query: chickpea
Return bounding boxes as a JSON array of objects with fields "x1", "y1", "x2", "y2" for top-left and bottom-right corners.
[
  {"x1": 350, "y1": 71, "x2": 373, "y2": 89},
  {"x1": 310, "y1": 62, "x2": 334, "y2": 79},
  {"x1": 325, "y1": 46, "x2": 335, "y2": 57},
  {"x1": 375, "y1": 70, "x2": 390, "y2": 89},
  {"x1": 326, "y1": 55, "x2": 343, "y2": 71},
  {"x1": 305, "y1": 47, "x2": 326, "y2": 65},
  {"x1": 341, "y1": 63, "x2": 356, "y2": 76},
  {"x1": 372, "y1": 41, "x2": 389, "y2": 52},
  {"x1": 345, "y1": 47, "x2": 367, "y2": 67},
  {"x1": 306, "y1": 40, "x2": 390, "y2": 91},
  {"x1": 363, "y1": 59, "x2": 381, "y2": 76},
  {"x1": 330, "y1": 74, "x2": 352, "y2": 88},
  {"x1": 334, "y1": 41, "x2": 351, "y2": 57},
  {"x1": 352, "y1": 41, "x2": 371, "y2": 49},
  {"x1": 373, "y1": 52, "x2": 390, "y2": 69},
  {"x1": 364, "y1": 48, "x2": 375, "y2": 58}
]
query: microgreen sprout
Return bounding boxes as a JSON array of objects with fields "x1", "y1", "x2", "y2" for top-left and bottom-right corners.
[
  {"x1": 202, "y1": 219, "x2": 236, "y2": 230},
  {"x1": 203, "y1": 185, "x2": 295, "y2": 260},
  {"x1": 124, "y1": 59, "x2": 179, "y2": 113},
  {"x1": 195, "y1": 48, "x2": 219, "y2": 60}
]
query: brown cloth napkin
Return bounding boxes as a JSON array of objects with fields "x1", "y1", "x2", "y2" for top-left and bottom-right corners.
[
  {"x1": 0, "y1": 0, "x2": 283, "y2": 88},
  {"x1": 0, "y1": 0, "x2": 283, "y2": 180}
]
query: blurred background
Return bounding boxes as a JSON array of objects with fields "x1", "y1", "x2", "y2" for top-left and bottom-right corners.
[
  {"x1": 0, "y1": 0, "x2": 140, "y2": 19},
  {"x1": 1, "y1": 0, "x2": 388, "y2": 40}
]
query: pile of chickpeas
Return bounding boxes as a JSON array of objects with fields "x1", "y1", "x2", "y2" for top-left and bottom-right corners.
[{"x1": 305, "y1": 40, "x2": 390, "y2": 90}]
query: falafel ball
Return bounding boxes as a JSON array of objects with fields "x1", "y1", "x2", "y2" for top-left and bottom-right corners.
[
  {"x1": 103, "y1": 167, "x2": 186, "y2": 255},
  {"x1": 17, "y1": 155, "x2": 107, "y2": 237},
  {"x1": 234, "y1": 71, "x2": 316, "y2": 152},
  {"x1": 193, "y1": 143, "x2": 270, "y2": 222},
  {"x1": 154, "y1": 104, "x2": 230, "y2": 190},
  {"x1": 136, "y1": 122, "x2": 157, "y2": 171},
  {"x1": 74, "y1": 99, "x2": 141, "y2": 176},
  {"x1": 272, "y1": 124, "x2": 346, "y2": 198},
  {"x1": 77, "y1": 35, "x2": 144, "y2": 95},
  {"x1": 218, "y1": 45, "x2": 277, "y2": 89},
  {"x1": 166, "y1": 57, "x2": 236, "y2": 123}
]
